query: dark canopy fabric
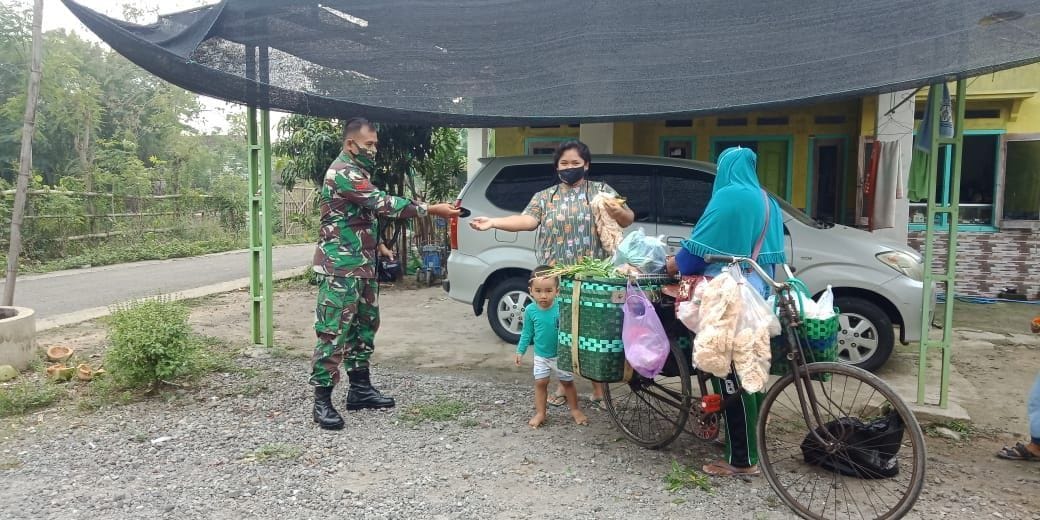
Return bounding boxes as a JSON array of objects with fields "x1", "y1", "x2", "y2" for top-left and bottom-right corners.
[{"x1": 63, "y1": 0, "x2": 1040, "y2": 126}]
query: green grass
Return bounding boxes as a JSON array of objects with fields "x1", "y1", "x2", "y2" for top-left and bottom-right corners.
[
  {"x1": 664, "y1": 461, "x2": 713, "y2": 493},
  {"x1": 0, "y1": 380, "x2": 63, "y2": 417},
  {"x1": 249, "y1": 443, "x2": 303, "y2": 462},
  {"x1": 402, "y1": 399, "x2": 470, "y2": 423},
  {"x1": 925, "y1": 420, "x2": 975, "y2": 440}
]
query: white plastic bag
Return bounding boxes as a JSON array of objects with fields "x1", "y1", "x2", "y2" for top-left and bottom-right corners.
[
  {"x1": 612, "y1": 227, "x2": 668, "y2": 274},
  {"x1": 677, "y1": 280, "x2": 709, "y2": 333},
  {"x1": 730, "y1": 266, "x2": 776, "y2": 393},
  {"x1": 809, "y1": 285, "x2": 836, "y2": 319},
  {"x1": 732, "y1": 266, "x2": 781, "y2": 338},
  {"x1": 692, "y1": 270, "x2": 741, "y2": 378}
]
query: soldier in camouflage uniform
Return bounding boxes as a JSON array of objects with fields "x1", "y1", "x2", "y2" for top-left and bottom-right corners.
[{"x1": 310, "y1": 118, "x2": 460, "y2": 430}]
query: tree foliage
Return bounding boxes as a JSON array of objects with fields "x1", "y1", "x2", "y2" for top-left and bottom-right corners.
[
  {"x1": 0, "y1": 2, "x2": 250, "y2": 264},
  {"x1": 271, "y1": 116, "x2": 462, "y2": 202},
  {"x1": 0, "y1": 3, "x2": 245, "y2": 193}
]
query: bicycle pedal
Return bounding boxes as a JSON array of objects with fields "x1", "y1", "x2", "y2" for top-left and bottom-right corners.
[{"x1": 700, "y1": 394, "x2": 722, "y2": 414}]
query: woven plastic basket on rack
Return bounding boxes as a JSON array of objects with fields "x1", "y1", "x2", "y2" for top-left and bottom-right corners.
[
  {"x1": 557, "y1": 274, "x2": 671, "y2": 382},
  {"x1": 770, "y1": 278, "x2": 840, "y2": 379}
]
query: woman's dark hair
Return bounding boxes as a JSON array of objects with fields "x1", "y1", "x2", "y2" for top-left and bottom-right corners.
[{"x1": 552, "y1": 140, "x2": 591, "y2": 170}]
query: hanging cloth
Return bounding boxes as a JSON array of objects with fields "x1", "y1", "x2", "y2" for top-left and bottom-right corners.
[{"x1": 908, "y1": 84, "x2": 954, "y2": 201}]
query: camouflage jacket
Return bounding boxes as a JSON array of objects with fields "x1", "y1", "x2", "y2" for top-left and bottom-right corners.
[{"x1": 312, "y1": 153, "x2": 423, "y2": 278}]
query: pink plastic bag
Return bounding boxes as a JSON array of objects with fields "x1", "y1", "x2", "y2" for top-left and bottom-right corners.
[{"x1": 622, "y1": 281, "x2": 670, "y2": 378}]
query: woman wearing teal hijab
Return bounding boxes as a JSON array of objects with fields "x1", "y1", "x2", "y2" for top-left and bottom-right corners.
[{"x1": 676, "y1": 146, "x2": 786, "y2": 477}]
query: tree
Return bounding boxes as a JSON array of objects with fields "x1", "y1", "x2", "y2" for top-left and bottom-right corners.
[
  {"x1": 272, "y1": 114, "x2": 341, "y2": 190},
  {"x1": 3, "y1": 0, "x2": 42, "y2": 305},
  {"x1": 415, "y1": 128, "x2": 465, "y2": 203}
]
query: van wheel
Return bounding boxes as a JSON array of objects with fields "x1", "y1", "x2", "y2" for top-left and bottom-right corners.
[
  {"x1": 487, "y1": 277, "x2": 531, "y2": 344},
  {"x1": 834, "y1": 297, "x2": 894, "y2": 372}
]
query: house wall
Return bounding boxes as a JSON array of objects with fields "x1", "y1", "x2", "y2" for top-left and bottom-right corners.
[{"x1": 908, "y1": 228, "x2": 1040, "y2": 298}]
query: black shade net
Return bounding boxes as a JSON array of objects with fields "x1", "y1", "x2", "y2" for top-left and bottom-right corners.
[{"x1": 63, "y1": 0, "x2": 1040, "y2": 127}]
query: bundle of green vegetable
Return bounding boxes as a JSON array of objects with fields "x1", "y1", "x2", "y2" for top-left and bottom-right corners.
[{"x1": 544, "y1": 258, "x2": 619, "y2": 279}]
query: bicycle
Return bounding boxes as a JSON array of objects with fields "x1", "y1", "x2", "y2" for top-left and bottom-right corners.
[{"x1": 602, "y1": 255, "x2": 926, "y2": 520}]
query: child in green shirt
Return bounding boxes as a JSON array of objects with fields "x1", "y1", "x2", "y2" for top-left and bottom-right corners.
[{"x1": 514, "y1": 266, "x2": 588, "y2": 428}]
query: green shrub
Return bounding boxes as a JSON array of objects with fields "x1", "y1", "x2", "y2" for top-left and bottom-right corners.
[
  {"x1": 104, "y1": 299, "x2": 198, "y2": 392},
  {"x1": 0, "y1": 380, "x2": 63, "y2": 417}
]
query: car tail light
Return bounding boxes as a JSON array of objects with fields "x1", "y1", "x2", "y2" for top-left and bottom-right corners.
[{"x1": 449, "y1": 198, "x2": 462, "y2": 250}]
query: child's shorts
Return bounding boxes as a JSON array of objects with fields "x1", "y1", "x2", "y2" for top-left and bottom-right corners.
[{"x1": 533, "y1": 356, "x2": 574, "y2": 382}]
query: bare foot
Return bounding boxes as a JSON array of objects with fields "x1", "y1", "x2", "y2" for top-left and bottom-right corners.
[
  {"x1": 528, "y1": 414, "x2": 546, "y2": 428},
  {"x1": 702, "y1": 460, "x2": 760, "y2": 476},
  {"x1": 571, "y1": 410, "x2": 588, "y2": 426}
]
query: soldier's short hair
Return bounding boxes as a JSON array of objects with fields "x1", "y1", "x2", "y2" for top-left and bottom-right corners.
[{"x1": 343, "y1": 117, "x2": 375, "y2": 141}]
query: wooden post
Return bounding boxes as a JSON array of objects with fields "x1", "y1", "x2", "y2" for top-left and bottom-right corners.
[{"x1": 3, "y1": 0, "x2": 44, "y2": 306}]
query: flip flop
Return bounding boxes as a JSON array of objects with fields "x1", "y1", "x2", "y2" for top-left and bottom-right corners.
[
  {"x1": 997, "y1": 442, "x2": 1040, "y2": 461},
  {"x1": 589, "y1": 396, "x2": 607, "y2": 411},
  {"x1": 546, "y1": 394, "x2": 567, "y2": 407},
  {"x1": 702, "y1": 460, "x2": 760, "y2": 477}
]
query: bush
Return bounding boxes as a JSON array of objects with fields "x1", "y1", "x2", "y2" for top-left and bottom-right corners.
[
  {"x1": 104, "y1": 298, "x2": 198, "y2": 392},
  {"x1": 0, "y1": 380, "x2": 63, "y2": 417}
]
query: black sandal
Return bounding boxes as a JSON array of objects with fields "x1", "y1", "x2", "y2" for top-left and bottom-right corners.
[{"x1": 996, "y1": 442, "x2": 1040, "y2": 461}]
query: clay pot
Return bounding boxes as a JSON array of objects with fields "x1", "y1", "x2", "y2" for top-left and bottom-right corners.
[
  {"x1": 46, "y1": 363, "x2": 74, "y2": 382},
  {"x1": 76, "y1": 363, "x2": 93, "y2": 381},
  {"x1": 45, "y1": 345, "x2": 74, "y2": 363}
]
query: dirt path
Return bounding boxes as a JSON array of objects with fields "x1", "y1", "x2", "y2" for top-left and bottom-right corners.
[{"x1": 16, "y1": 281, "x2": 1040, "y2": 518}]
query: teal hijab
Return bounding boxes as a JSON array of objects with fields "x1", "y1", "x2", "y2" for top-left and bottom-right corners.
[{"x1": 681, "y1": 147, "x2": 786, "y2": 265}]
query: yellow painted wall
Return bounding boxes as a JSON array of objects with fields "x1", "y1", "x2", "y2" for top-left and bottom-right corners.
[
  {"x1": 494, "y1": 126, "x2": 579, "y2": 156},
  {"x1": 869, "y1": 63, "x2": 1040, "y2": 135},
  {"x1": 492, "y1": 102, "x2": 861, "y2": 210}
]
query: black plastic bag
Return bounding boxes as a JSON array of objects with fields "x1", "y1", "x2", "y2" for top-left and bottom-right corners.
[
  {"x1": 800, "y1": 410, "x2": 904, "y2": 479},
  {"x1": 377, "y1": 258, "x2": 401, "y2": 282}
]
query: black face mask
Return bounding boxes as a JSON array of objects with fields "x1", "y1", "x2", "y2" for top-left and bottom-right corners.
[{"x1": 558, "y1": 167, "x2": 586, "y2": 185}]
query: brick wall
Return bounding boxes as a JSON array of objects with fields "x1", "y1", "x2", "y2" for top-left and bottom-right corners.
[{"x1": 907, "y1": 229, "x2": 1040, "y2": 299}]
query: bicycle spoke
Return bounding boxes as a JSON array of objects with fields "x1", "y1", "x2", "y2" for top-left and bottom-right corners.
[{"x1": 759, "y1": 365, "x2": 924, "y2": 520}]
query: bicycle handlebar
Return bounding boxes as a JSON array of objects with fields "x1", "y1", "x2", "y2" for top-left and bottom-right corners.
[{"x1": 702, "y1": 254, "x2": 791, "y2": 289}]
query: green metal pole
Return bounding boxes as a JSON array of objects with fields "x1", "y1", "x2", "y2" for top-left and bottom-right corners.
[
  {"x1": 915, "y1": 79, "x2": 967, "y2": 408},
  {"x1": 939, "y1": 79, "x2": 967, "y2": 408},
  {"x1": 247, "y1": 105, "x2": 262, "y2": 345},
  {"x1": 245, "y1": 44, "x2": 275, "y2": 348},
  {"x1": 260, "y1": 108, "x2": 275, "y2": 348},
  {"x1": 246, "y1": 106, "x2": 275, "y2": 347},
  {"x1": 917, "y1": 84, "x2": 943, "y2": 405}
]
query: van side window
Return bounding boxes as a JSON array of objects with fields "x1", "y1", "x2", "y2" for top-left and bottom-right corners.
[
  {"x1": 655, "y1": 166, "x2": 714, "y2": 226},
  {"x1": 588, "y1": 163, "x2": 655, "y2": 223},
  {"x1": 484, "y1": 165, "x2": 555, "y2": 212}
]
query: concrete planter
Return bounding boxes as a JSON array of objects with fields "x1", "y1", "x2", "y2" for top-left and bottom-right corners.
[{"x1": 0, "y1": 306, "x2": 35, "y2": 370}]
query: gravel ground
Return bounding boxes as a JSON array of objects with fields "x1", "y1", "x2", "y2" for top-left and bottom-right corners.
[{"x1": 2, "y1": 352, "x2": 1037, "y2": 520}]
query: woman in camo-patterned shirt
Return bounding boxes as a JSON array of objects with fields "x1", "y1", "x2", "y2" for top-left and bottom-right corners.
[{"x1": 469, "y1": 140, "x2": 634, "y2": 407}]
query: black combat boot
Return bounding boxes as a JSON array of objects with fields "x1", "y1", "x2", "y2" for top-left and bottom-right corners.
[
  {"x1": 345, "y1": 368, "x2": 395, "y2": 410},
  {"x1": 313, "y1": 386, "x2": 345, "y2": 430}
]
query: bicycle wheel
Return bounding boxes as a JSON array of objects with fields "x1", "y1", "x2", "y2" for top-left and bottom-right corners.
[
  {"x1": 602, "y1": 342, "x2": 691, "y2": 449},
  {"x1": 758, "y1": 362, "x2": 926, "y2": 520}
]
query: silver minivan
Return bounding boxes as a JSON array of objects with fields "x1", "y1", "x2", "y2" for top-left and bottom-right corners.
[{"x1": 444, "y1": 155, "x2": 930, "y2": 371}]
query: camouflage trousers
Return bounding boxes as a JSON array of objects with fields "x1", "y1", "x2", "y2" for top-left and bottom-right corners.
[{"x1": 309, "y1": 275, "x2": 380, "y2": 387}]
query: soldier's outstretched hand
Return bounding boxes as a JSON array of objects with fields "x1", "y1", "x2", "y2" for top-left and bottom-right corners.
[{"x1": 428, "y1": 203, "x2": 461, "y2": 218}]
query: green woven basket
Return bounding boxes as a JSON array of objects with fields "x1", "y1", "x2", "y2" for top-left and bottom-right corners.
[
  {"x1": 557, "y1": 274, "x2": 669, "y2": 382},
  {"x1": 770, "y1": 279, "x2": 840, "y2": 381}
]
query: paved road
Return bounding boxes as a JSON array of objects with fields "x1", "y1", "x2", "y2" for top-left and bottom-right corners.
[{"x1": 0, "y1": 244, "x2": 313, "y2": 325}]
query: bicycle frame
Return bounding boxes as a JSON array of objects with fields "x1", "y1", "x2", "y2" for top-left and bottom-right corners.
[{"x1": 702, "y1": 255, "x2": 841, "y2": 447}]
